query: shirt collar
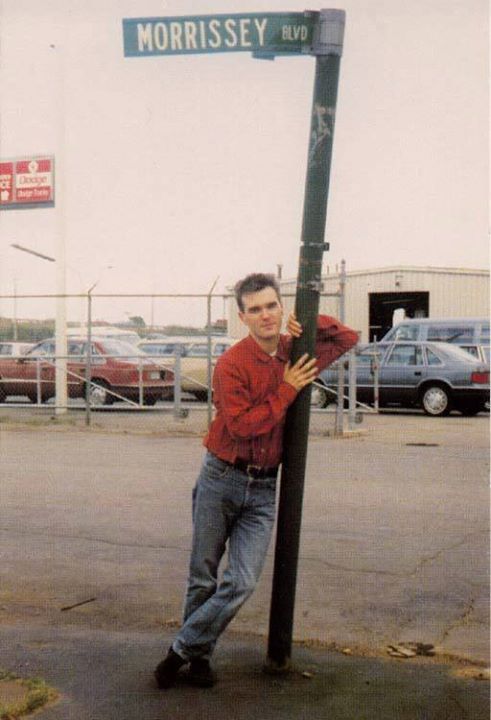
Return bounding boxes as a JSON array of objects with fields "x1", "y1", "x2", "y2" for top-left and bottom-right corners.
[{"x1": 244, "y1": 334, "x2": 290, "y2": 363}]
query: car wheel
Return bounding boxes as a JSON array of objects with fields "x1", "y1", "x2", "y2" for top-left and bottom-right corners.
[
  {"x1": 143, "y1": 396, "x2": 157, "y2": 406},
  {"x1": 0, "y1": 383, "x2": 6, "y2": 402},
  {"x1": 310, "y1": 383, "x2": 329, "y2": 408},
  {"x1": 193, "y1": 390, "x2": 209, "y2": 402},
  {"x1": 457, "y1": 402, "x2": 485, "y2": 417},
  {"x1": 421, "y1": 385, "x2": 452, "y2": 416},
  {"x1": 87, "y1": 380, "x2": 113, "y2": 406}
]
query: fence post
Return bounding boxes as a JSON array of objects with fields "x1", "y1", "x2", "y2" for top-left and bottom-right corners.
[
  {"x1": 138, "y1": 356, "x2": 143, "y2": 406},
  {"x1": 373, "y1": 339, "x2": 380, "y2": 413},
  {"x1": 173, "y1": 346, "x2": 182, "y2": 420},
  {"x1": 348, "y1": 348, "x2": 357, "y2": 430},
  {"x1": 207, "y1": 278, "x2": 219, "y2": 427},
  {"x1": 36, "y1": 357, "x2": 42, "y2": 404},
  {"x1": 334, "y1": 259, "x2": 346, "y2": 435},
  {"x1": 85, "y1": 289, "x2": 94, "y2": 426}
]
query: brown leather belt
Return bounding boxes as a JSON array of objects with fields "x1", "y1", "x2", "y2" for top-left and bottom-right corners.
[{"x1": 232, "y1": 458, "x2": 279, "y2": 480}]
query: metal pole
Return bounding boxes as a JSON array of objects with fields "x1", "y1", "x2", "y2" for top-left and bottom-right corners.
[
  {"x1": 334, "y1": 259, "x2": 346, "y2": 435},
  {"x1": 348, "y1": 348, "x2": 357, "y2": 430},
  {"x1": 52, "y1": 43, "x2": 68, "y2": 415},
  {"x1": 207, "y1": 277, "x2": 219, "y2": 427},
  {"x1": 85, "y1": 290, "x2": 93, "y2": 426},
  {"x1": 138, "y1": 357, "x2": 143, "y2": 406},
  {"x1": 13, "y1": 279, "x2": 18, "y2": 341},
  {"x1": 266, "y1": 9, "x2": 345, "y2": 670},
  {"x1": 173, "y1": 346, "x2": 182, "y2": 420},
  {"x1": 373, "y1": 339, "x2": 380, "y2": 413}
]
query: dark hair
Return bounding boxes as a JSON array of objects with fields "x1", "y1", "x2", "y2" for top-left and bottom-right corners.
[{"x1": 234, "y1": 273, "x2": 281, "y2": 312}]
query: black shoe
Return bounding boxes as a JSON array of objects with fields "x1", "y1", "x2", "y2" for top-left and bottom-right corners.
[
  {"x1": 186, "y1": 658, "x2": 217, "y2": 688},
  {"x1": 154, "y1": 648, "x2": 187, "y2": 689}
]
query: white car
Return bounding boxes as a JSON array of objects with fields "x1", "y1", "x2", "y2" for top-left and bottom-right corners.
[
  {"x1": 0, "y1": 341, "x2": 35, "y2": 357},
  {"x1": 138, "y1": 337, "x2": 234, "y2": 400}
]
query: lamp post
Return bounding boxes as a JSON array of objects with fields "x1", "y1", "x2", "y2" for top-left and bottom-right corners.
[{"x1": 11, "y1": 242, "x2": 67, "y2": 412}]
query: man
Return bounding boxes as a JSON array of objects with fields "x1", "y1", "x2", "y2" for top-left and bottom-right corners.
[{"x1": 155, "y1": 273, "x2": 358, "y2": 689}]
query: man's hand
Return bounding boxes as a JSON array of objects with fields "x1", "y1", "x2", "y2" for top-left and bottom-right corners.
[
  {"x1": 283, "y1": 354, "x2": 319, "y2": 392},
  {"x1": 286, "y1": 311, "x2": 302, "y2": 338}
]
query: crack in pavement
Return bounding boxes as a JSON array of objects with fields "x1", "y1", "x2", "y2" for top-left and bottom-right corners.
[
  {"x1": 438, "y1": 598, "x2": 477, "y2": 645},
  {"x1": 0, "y1": 526, "x2": 190, "y2": 554},
  {"x1": 298, "y1": 529, "x2": 488, "y2": 579},
  {"x1": 409, "y1": 530, "x2": 488, "y2": 578}
]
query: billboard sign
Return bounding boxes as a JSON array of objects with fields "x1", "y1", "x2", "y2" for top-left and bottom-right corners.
[{"x1": 0, "y1": 156, "x2": 54, "y2": 210}]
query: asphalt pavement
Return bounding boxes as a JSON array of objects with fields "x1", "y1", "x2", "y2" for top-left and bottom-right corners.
[{"x1": 0, "y1": 412, "x2": 489, "y2": 718}]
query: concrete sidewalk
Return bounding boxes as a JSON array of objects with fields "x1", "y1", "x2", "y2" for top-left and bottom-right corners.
[{"x1": 0, "y1": 622, "x2": 489, "y2": 720}]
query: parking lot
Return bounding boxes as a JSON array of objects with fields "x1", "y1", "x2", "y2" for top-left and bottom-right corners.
[{"x1": 0, "y1": 411, "x2": 488, "y2": 665}]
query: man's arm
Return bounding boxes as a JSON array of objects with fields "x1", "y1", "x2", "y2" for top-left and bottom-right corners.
[
  {"x1": 286, "y1": 312, "x2": 358, "y2": 372},
  {"x1": 213, "y1": 354, "x2": 317, "y2": 441},
  {"x1": 315, "y1": 315, "x2": 359, "y2": 371}
]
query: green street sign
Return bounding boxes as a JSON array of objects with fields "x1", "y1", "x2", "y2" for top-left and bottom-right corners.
[{"x1": 122, "y1": 12, "x2": 316, "y2": 57}]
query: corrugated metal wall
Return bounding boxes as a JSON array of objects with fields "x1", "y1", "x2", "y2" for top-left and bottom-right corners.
[{"x1": 227, "y1": 267, "x2": 489, "y2": 340}]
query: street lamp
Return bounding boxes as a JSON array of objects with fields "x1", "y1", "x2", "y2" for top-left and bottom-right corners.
[{"x1": 10, "y1": 242, "x2": 67, "y2": 413}]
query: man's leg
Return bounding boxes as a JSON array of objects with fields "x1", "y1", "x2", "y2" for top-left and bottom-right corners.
[
  {"x1": 173, "y1": 474, "x2": 276, "y2": 662},
  {"x1": 155, "y1": 453, "x2": 234, "y2": 688}
]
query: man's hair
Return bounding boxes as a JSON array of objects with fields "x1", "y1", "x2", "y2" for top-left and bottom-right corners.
[{"x1": 234, "y1": 273, "x2": 281, "y2": 312}]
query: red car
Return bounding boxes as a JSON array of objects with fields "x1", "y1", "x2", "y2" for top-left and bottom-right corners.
[{"x1": 0, "y1": 337, "x2": 173, "y2": 406}]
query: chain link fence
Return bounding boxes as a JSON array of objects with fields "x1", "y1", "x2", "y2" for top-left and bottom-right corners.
[{"x1": 0, "y1": 289, "x2": 375, "y2": 434}]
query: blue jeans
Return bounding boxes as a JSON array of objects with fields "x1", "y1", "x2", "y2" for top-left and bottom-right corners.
[{"x1": 172, "y1": 452, "x2": 277, "y2": 661}]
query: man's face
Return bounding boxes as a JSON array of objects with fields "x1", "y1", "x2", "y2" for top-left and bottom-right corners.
[{"x1": 239, "y1": 287, "x2": 283, "y2": 343}]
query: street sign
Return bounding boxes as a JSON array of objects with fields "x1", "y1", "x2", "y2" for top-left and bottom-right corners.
[
  {"x1": 122, "y1": 12, "x2": 316, "y2": 57},
  {"x1": 0, "y1": 156, "x2": 55, "y2": 210}
]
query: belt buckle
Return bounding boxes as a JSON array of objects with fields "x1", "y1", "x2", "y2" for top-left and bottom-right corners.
[{"x1": 246, "y1": 464, "x2": 261, "y2": 478}]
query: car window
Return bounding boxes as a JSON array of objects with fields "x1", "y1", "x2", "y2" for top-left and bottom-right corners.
[
  {"x1": 426, "y1": 348, "x2": 443, "y2": 365},
  {"x1": 100, "y1": 340, "x2": 142, "y2": 358},
  {"x1": 0, "y1": 343, "x2": 13, "y2": 355},
  {"x1": 31, "y1": 341, "x2": 55, "y2": 357},
  {"x1": 393, "y1": 325, "x2": 419, "y2": 341},
  {"x1": 386, "y1": 345, "x2": 423, "y2": 366},
  {"x1": 460, "y1": 345, "x2": 479, "y2": 359},
  {"x1": 213, "y1": 343, "x2": 230, "y2": 357},
  {"x1": 427, "y1": 324, "x2": 474, "y2": 343},
  {"x1": 356, "y1": 350, "x2": 375, "y2": 365},
  {"x1": 187, "y1": 344, "x2": 208, "y2": 357},
  {"x1": 141, "y1": 343, "x2": 184, "y2": 356},
  {"x1": 479, "y1": 322, "x2": 490, "y2": 344},
  {"x1": 68, "y1": 342, "x2": 85, "y2": 357}
]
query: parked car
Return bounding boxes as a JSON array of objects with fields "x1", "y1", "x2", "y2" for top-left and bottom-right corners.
[
  {"x1": 380, "y1": 318, "x2": 490, "y2": 363},
  {"x1": 0, "y1": 341, "x2": 35, "y2": 357},
  {"x1": 314, "y1": 341, "x2": 489, "y2": 417},
  {"x1": 0, "y1": 337, "x2": 173, "y2": 406},
  {"x1": 67, "y1": 326, "x2": 142, "y2": 346},
  {"x1": 138, "y1": 337, "x2": 234, "y2": 400}
]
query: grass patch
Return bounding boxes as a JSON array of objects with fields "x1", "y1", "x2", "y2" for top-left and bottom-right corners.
[{"x1": 0, "y1": 670, "x2": 58, "y2": 719}]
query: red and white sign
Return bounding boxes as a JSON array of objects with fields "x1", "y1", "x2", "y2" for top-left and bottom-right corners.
[
  {"x1": 0, "y1": 162, "x2": 14, "y2": 205},
  {"x1": 0, "y1": 156, "x2": 54, "y2": 208}
]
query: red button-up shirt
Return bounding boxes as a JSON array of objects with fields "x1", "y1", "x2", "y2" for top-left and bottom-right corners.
[{"x1": 204, "y1": 316, "x2": 358, "y2": 468}]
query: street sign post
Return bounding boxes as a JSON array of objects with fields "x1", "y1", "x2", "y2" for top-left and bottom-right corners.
[{"x1": 123, "y1": 7, "x2": 346, "y2": 672}]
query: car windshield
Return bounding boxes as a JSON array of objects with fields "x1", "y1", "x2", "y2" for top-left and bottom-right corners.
[{"x1": 100, "y1": 340, "x2": 145, "y2": 358}]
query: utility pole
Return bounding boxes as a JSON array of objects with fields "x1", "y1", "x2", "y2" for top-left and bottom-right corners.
[{"x1": 267, "y1": 9, "x2": 346, "y2": 670}]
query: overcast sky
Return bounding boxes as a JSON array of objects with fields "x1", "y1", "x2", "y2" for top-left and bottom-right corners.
[{"x1": 0, "y1": 0, "x2": 488, "y2": 327}]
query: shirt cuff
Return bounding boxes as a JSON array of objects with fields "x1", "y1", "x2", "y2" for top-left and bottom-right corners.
[{"x1": 278, "y1": 381, "x2": 298, "y2": 405}]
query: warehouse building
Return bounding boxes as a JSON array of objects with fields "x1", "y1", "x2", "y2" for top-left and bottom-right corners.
[{"x1": 227, "y1": 266, "x2": 489, "y2": 342}]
